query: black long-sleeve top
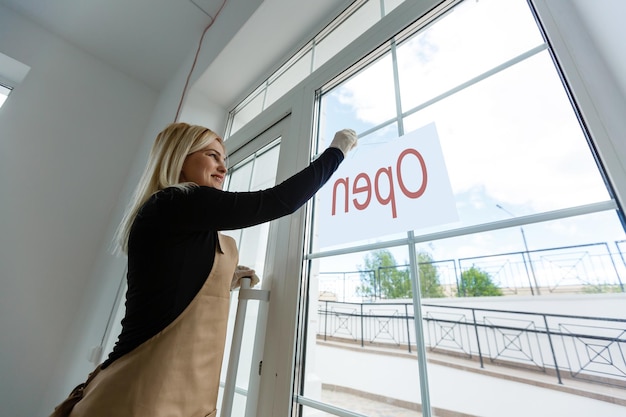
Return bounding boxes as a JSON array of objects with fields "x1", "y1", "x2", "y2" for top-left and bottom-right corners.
[{"x1": 103, "y1": 147, "x2": 343, "y2": 368}]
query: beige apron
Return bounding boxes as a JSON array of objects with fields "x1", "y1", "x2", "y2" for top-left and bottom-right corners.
[{"x1": 71, "y1": 233, "x2": 238, "y2": 417}]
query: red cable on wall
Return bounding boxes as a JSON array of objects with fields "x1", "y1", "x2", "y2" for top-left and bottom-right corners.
[{"x1": 174, "y1": 0, "x2": 228, "y2": 122}]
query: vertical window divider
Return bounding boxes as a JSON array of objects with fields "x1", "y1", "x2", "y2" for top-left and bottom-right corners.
[{"x1": 407, "y1": 230, "x2": 432, "y2": 417}]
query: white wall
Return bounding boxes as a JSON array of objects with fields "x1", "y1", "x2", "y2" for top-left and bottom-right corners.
[
  {"x1": 33, "y1": 0, "x2": 264, "y2": 415},
  {"x1": 179, "y1": 87, "x2": 229, "y2": 134},
  {"x1": 35, "y1": 62, "x2": 231, "y2": 417},
  {"x1": 539, "y1": 0, "x2": 626, "y2": 206},
  {"x1": 0, "y1": 4, "x2": 158, "y2": 417}
]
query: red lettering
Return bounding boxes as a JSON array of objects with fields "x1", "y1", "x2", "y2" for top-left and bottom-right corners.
[
  {"x1": 397, "y1": 148, "x2": 427, "y2": 198},
  {"x1": 352, "y1": 173, "x2": 371, "y2": 211},
  {"x1": 331, "y1": 177, "x2": 350, "y2": 216},
  {"x1": 329, "y1": 147, "x2": 428, "y2": 219},
  {"x1": 374, "y1": 167, "x2": 397, "y2": 218}
]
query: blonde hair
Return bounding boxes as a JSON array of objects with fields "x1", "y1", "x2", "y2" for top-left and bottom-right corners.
[{"x1": 114, "y1": 122, "x2": 223, "y2": 254}]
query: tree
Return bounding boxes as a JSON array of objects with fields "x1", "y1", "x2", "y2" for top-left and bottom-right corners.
[
  {"x1": 582, "y1": 283, "x2": 623, "y2": 294},
  {"x1": 418, "y1": 252, "x2": 445, "y2": 298},
  {"x1": 358, "y1": 249, "x2": 444, "y2": 299},
  {"x1": 358, "y1": 249, "x2": 405, "y2": 299},
  {"x1": 459, "y1": 266, "x2": 503, "y2": 297}
]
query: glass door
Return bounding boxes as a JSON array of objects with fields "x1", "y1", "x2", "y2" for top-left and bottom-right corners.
[
  {"x1": 294, "y1": 0, "x2": 626, "y2": 416},
  {"x1": 218, "y1": 116, "x2": 289, "y2": 417}
]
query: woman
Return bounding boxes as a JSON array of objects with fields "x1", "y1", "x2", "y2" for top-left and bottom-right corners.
[{"x1": 53, "y1": 122, "x2": 356, "y2": 417}]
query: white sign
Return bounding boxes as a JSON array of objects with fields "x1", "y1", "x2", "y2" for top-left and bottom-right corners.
[{"x1": 317, "y1": 123, "x2": 458, "y2": 247}]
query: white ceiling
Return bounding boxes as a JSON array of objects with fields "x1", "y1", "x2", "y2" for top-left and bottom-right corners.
[
  {"x1": 2, "y1": 0, "x2": 624, "y2": 112},
  {"x1": 192, "y1": 0, "x2": 345, "y2": 108},
  {"x1": 0, "y1": 0, "x2": 345, "y2": 109},
  {"x1": 0, "y1": 0, "x2": 224, "y2": 90}
]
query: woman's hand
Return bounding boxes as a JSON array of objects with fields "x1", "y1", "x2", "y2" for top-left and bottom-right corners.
[
  {"x1": 329, "y1": 129, "x2": 358, "y2": 156},
  {"x1": 231, "y1": 265, "x2": 260, "y2": 290}
]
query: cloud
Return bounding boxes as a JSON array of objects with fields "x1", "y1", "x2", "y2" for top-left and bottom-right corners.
[{"x1": 328, "y1": 0, "x2": 609, "y2": 214}]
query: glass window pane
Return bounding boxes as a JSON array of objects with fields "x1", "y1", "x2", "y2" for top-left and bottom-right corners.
[
  {"x1": 250, "y1": 145, "x2": 280, "y2": 189},
  {"x1": 319, "y1": 55, "x2": 397, "y2": 145},
  {"x1": 228, "y1": 0, "x2": 396, "y2": 137},
  {"x1": 402, "y1": 51, "x2": 610, "y2": 228},
  {"x1": 301, "y1": 0, "x2": 626, "y2": 416},
  {"x1": 313, "y1": 1, "x2": 381, "y2": 71},
  {"x1": 304, "y1": 249, "x2": 424, "y2": 412},
  {"x1": 220, "y1": 141, "x2": 281, "y2": 416},
  {"x1": 355, "y1": 123, "x2": 399, "y2": 153},
  {"x1": 231, "y1": 91, "x2": 265, "y2": 136},
  {"x1": 384, "y1": 0, "x2": 405, "y2": 16},
  {"x1": 420, "y1": 212, "x2": 626, "y2": 296},
  {"x1": 224, "y1": 142, "x2": 280, "y2": 284},
  {"x1": 266, "y1": 50, "x2": 313, "y2": 108},
  {"x1": 228, "y1": 159, "x2": 254, "y2": 192},
  {"x1": 396, "y1": 0, "x2": 544, "y2": 112},
  {"x1": 0, "y1": 84, "x2": 11, "y2": 108}
]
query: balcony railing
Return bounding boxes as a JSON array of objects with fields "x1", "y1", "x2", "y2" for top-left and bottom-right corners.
[
  {"x1": 318, "y1": 240, "x2": 626, "y2": 302},
  {"x1": 317, "y1": 300, "x2": 626, "y2": 389}
]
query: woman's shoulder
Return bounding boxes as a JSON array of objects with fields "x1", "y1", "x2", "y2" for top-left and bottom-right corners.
[
  {"x1": 138, "y1": 186, "x2": 193, "y2": 214},
  {"x1": 150, "y1": 185, "x2": 202, "y2": 201},
  {"x1": 143, "y1": 185, "x2": 223, "y2": 211}
]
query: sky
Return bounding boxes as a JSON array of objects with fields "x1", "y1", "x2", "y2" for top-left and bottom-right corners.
[{"x1": 310, "y1": 0, "x2": 626, "y2": 296}]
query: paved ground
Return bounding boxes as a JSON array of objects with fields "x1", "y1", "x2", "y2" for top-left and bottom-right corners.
[
  {"x1": 312, "y1": 340, "x2": 626, "y2": 417},
  {"x1": 320, "y1": 389, "x2": 422, "y2": 417}
]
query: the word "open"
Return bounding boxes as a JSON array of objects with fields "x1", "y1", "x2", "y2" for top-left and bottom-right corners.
[{"x1": 331, "y1": 148, "x2": 428, "y2": 218}]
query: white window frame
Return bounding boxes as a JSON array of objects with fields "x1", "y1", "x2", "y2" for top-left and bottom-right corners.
[
  {"x1": 0, "y1": 52, "x2": 30, "y2": 109},
  {"x1": 223, "y1": 1, "x2": 626, "y2": 416},
  {"x1": 531, "y1": 0, "x2": 626, "y2": 214}
]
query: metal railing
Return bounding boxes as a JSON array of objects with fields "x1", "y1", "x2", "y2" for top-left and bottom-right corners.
[
  {"x1": 317, "y1": 300, "x2": 626, "y2": 388},
  {"x1": 318, "y1": 241, "x2": 626, "y2": 302}
]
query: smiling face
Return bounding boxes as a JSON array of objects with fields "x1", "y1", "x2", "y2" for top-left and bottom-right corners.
[{"x1": 180, "y1": 140, "x2": 227, "y2": 189}]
